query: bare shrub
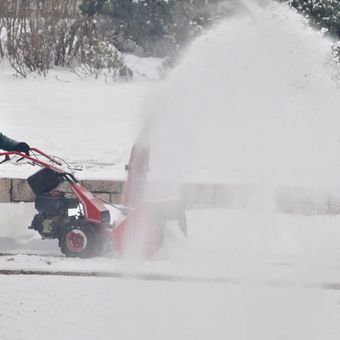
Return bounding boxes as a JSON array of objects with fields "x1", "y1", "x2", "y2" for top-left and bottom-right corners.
[
  {"x1": 79, "y1": 39, "x2": 124, "y2": 77},
  {"x1": 0, "y1": 0, "x2": 131, "y2": 78}
]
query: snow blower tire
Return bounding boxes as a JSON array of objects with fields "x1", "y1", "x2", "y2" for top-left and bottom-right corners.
[{"x1": 59, "y1": 223, "x2": 101, "y2": 258}]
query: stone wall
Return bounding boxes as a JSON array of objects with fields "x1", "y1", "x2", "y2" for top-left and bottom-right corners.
[
  {"x1": 181, "y1": 184, "x2": 340, "y2": 215},
  {"x1": 1, "y1": 178, "x2": 340, "y2": 215},
  {"x1": 0, "y1": 178, "x2": 124, "y2": 204}
]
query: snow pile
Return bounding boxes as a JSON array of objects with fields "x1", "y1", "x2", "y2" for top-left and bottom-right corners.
[{"x1": 143, "y1": 1, "x2": 340, "y2": 204}]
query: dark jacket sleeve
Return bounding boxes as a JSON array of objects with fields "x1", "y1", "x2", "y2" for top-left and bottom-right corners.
[{"x1": 0, "y1": 132, "x2": 19, "y2": 151}]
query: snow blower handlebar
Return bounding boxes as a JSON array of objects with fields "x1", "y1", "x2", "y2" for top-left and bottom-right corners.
[
  {"x1": 0, "y1": 148, "x2": 65, "y2": 173},
  {"x1": 30, "y1": 148, "x2": 63, "y2": 166}
]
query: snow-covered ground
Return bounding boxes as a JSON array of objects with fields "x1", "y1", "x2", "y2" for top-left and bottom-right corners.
[
  {"x1": 1, "y1": 207, "x2": 340, "y2": 340},
  {"x1": 1, "y1": 275, "x2": 339, "y2": 340}
]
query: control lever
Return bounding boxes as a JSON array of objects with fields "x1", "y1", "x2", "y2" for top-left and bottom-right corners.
[
  {"x1": 16, "y1": 156, "x2": 25, "y2": 163},
  {"x1": 0, "y1": 155, "x2": 10, "y2": 165}
]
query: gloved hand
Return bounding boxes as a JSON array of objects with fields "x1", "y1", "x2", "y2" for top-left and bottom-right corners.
[{"x1": 15, "y1": 142, "x2": 30, "y2": 155}]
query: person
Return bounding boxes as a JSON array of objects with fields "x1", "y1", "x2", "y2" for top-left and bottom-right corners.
[{"x1": 0, "y1": 132, "x2": 30, "y2": 155}]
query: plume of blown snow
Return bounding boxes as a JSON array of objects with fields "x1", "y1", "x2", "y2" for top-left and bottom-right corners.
[{"x1": 141, "y1": 0, "x2": 340, "y2": 204}]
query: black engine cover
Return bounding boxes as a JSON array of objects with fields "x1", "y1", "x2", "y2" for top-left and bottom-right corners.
[{"x1": 28, "y1": 168, "x2": 64, "y2": 195}]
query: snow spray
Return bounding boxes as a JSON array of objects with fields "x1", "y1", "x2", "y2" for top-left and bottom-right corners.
[
  {"x1": 119, "y1": 4, "x2": 340, "y2": 337},
  {"x1": 140, "y1": 0, "x2": 340, "y2": 211}
]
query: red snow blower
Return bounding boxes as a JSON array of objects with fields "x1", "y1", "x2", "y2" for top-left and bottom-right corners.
[{"x1": 0, "y1": 146, "x2": 186, "y2": 258}]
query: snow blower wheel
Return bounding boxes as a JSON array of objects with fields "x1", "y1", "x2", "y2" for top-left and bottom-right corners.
[{"x1": 59, "y1": 223, "x2": 99, "y2": 258}]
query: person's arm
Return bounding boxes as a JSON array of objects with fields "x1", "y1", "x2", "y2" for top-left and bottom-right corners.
[
  {"x1": 0, "y1": 132, "x2": 19, "y2": 151},
  {"x1": 0, "y1": 132, "x2": 30, "y2": 154}
]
